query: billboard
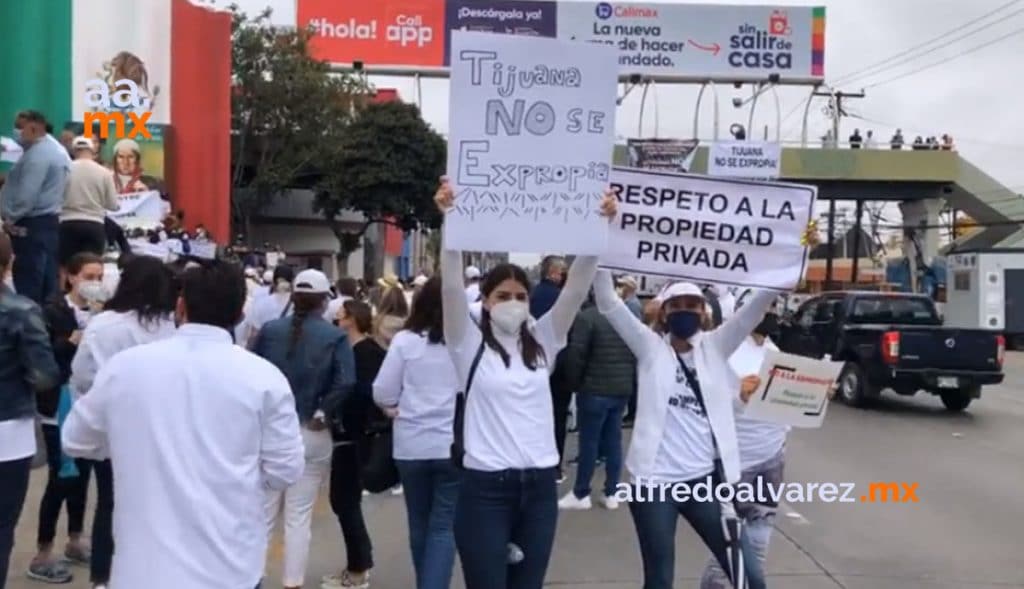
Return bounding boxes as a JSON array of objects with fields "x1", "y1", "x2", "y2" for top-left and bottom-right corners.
[
  {"x1": 298, "y1": 0, "x2": 446, "y2": 67},
  {"x1": 557, "y1": 2, "x2": 825, "y2": 80},
  {"x1": 295, "y1": 0, "x2": 826, "y2": 81},
  {"x1": 443, "y1": 1, "x2": 558, "y2": 64}
]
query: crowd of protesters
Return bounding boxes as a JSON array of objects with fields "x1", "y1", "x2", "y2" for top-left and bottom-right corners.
[
  {"x1": 1, "y1": 108, "x2": 821, "y2": 589},
  {"x1": 821, "y1": 127, "x2": 956, "y2": 151}
]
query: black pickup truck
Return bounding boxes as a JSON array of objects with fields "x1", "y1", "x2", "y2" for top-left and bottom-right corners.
[{"x1": 777, "y1": 291, "x2": 1005, "y2": 411}]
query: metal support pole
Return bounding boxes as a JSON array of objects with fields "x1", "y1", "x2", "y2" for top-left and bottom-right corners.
[
  {"x1": 693, "y1": 81, "x2": 721, "y2": 141},
  {"x1": 851, "y1": 200, "x2": 864, "y2": 284},
  {"x1": 747, "y1": 83, "x2": 761, "y2": 135},
  {"x1": 800, "y1": 84, "x2": 820, "y2": 147},
  {"x1": 825, "y1": 198, "x2": 836, "y2": 290},
  {"x1": 770, "y1": 84, "x2": 782, "y2": 142}
]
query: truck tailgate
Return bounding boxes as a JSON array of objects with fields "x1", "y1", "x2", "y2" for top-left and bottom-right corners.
[{"x1": 895, "y1": 329, "x2": 1000, "y2": 371}]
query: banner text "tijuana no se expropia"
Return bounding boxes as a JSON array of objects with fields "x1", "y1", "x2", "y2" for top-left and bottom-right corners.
[{"x1": 309, "y1": 14, "x2": 433, "y2": 48}]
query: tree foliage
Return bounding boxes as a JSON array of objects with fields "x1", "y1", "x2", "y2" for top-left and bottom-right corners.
[
  {"x1": 314, "y1": 100, "x2": 446, "y2": 263},
  {"x1": 230, "y1": 8, "x2": 363, "y2": 239}
]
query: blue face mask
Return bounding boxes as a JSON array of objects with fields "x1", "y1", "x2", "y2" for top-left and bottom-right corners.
[{"x1": 665, "y1": 310, "x2": 702, "y2": 340}]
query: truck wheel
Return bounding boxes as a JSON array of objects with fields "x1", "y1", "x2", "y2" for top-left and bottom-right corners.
[
  {"x1": 940, "y1": 390, "x2": 974, "y2": 412},
  {"x1": 838, "y1": 364, "x2": 877, "y2": 407}
]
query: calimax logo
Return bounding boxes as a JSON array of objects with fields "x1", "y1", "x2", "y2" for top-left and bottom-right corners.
[{"x1": 595, "y1": 2, "x2": 659, "y2": 20}]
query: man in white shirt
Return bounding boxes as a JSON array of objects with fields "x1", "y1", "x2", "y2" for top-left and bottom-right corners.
[
  {"x1": 464, "y1": 265, "x2": 481, "y2": 304},
  {"x1": 62, "y1": 261, "x2": 305, "y2": 589}
]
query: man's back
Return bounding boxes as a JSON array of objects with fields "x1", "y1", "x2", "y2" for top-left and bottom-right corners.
[
  {"x1": 0, "y1": 134, "x2": 68, "y2": 221},
  {"x1": 62, "y1": 159, "x2": 118, "y2": 222},
  {"x1": 63, "y1": 324, "x2": 303, "y2": 589}
]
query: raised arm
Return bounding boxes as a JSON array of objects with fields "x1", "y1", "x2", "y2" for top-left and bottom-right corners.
[
  {"x1": 544, "y1": 256, "x2": 598, "y2": 346},
  {"x1": 593, "y1": 269, "x2": 654, "y2": 360},
  {"x1": 441, "y1": 246, "x2": 471, "y2": 348},
  {"x1": 709, "y1": 289, "x2": 777, "y2": 357}
]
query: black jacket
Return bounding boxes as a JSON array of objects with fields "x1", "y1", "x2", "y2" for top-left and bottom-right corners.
[
  {"x1": 38, "y1": 294, "x2": 80, "y2": 417},
  {"x1": 563, "y1": 305, "x2": 637, "y2": 398}
]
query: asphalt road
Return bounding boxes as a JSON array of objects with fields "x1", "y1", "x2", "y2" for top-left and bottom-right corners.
[{"x1": 6, "y1": 354, "x2": 1024, "y2": 589}]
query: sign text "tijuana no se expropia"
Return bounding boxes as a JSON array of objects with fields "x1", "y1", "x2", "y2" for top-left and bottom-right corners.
[{"x1": 309, "y1": 14, "x2": 434, "y2": 48}]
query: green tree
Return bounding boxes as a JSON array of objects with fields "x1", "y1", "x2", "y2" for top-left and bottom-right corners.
[
  {"x1": 230, "y1": 8, "x2": 364, "y2": 241},
  {"x1": 314, "y1": 100, "x2": 446, "y2": 279}
]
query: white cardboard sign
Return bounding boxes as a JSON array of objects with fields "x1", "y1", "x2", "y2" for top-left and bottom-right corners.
[
  {"x1": 600, "y1": 167, "x2": 816, "y2": 290},
  {"x1": 744, "y1": 350, "x2": 843, "y2": 428},
  {"x1": 444, "y1": 31, "x2": 618, "y2": 254}
]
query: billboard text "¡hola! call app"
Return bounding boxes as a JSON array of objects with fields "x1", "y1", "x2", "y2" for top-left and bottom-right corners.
[{"x1": 309, "y1": 14, "x2": 434, "y2": 48}]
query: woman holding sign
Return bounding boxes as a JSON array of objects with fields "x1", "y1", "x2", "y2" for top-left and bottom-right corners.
[{"x1": 434, "y1": 178, "x2": 617, "y2": 589}]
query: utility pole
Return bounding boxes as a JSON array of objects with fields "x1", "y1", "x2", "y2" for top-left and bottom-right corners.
[
  {"x1": 813, "y1": 88, "x2": 866, "y2": 145},
  {"x1": 813, "y1": 88, "x2": 865, "y2": 290}
]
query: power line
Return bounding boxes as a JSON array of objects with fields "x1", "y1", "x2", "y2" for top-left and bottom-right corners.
[
  {"x1": 862, "y1": 25, "x2": 1024, "y2": 89},
  {"x1": 831, "y1": 0, "x2": 1024, "y2": 86}
]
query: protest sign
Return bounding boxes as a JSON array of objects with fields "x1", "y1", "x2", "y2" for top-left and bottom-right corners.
[
  {"x1": 708, "y1": 141, "x2": 782, "y2": 178},
  {"x1": 744, "y1": 350, "x2": 843, "y2": 428},
  {"x1": 600, "y1": 167, "x2": 816, "y2": 290},
  {"x1": 110, "y1": 190, "x2": 168, "y2": 226},
  {"x1": 627, "y1": 138, "x2": 699, "y2": 172},
  {"x1": 444, "y1": 30, "x2": 618, "y2": 254}
]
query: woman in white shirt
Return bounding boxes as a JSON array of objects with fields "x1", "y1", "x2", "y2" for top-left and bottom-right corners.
[
  {"x1": 373, "y1": 276, "x2": 461, "y2": 589},
  {"x1": 70, "y1": 255, "x2": 178, "y2": 589},
  {"x1": 435, "y1": 180, "x2": 616, "y2": 589},
  {"x1": 701, "y1": 297, "x2": 787, "y2": 589},
  {"x1": 592, "y1": 269, "x2": 777, "y2": 589}
]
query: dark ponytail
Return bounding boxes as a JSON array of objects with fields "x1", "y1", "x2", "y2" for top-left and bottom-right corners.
[{"x1": 287, "y1": 292, "x2": 325, "y2": 358}]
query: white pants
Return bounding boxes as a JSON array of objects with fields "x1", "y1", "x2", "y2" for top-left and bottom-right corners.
[{"x1": 264, "y1": 428, "x2": 333, "y2": 587}]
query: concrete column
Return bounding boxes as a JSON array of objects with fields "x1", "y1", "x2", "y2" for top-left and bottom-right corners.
[{"x1": 899, "y1": 198, "x2": 944, "y2": 266}]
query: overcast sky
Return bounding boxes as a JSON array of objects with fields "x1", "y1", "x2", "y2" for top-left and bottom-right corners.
[{"x1": 219, "y1": 0, "x2": 1024, "y2": 264}]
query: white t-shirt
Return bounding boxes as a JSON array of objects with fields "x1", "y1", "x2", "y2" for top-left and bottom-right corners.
[
  {"x1": 649, "y1": 350, "x2": 716, "y2": 484},
  {"x1": 323, "y1": 296, "x2": 350, "y2": 322},
  {"x1": 450, "y1": 317, "x2": 562, "y2": 471},
  {"x1": 0, "y1": 418, "x2": 36, "y2": 461},
  {"x1": 731, "y1": 336, "x2": 789, "y2": 470},
  {"x1": 465, "y1": 283, "x2": 480, "y2": 305},
  {"x1": 372, "y1": 331, "x2": 460, "y2": 460}
]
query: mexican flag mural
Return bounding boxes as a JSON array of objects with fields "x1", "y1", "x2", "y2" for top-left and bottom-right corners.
[{"x1": 0, "y1": 0, "x2": 233, "y2": 241}]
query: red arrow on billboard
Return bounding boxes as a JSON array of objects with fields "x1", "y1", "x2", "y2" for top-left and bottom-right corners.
[{"x1": 687, "y1": 39, "x2": 721, "y2": 55}]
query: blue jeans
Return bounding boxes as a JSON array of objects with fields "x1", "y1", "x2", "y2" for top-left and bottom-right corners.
[
  {"x1": 396, "y1": 459, "x2": 461, "y2": 589},
  {"x1": 454, "y1": 467, "x2": 558, "y2": 589},
  {"x1": 628, "y1": 477, "x2": 767, "y2": 589},
  {"x1": 11, "y1": 214, "x2": 59, "y2": 306},
  {"x1": 572, "y1": 393, "x2": 627, "y2": 499}
]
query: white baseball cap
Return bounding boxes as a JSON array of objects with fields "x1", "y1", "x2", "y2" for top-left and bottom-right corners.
[
  {"x1": 413, "y1": 274, "x2": 428, "y2": 287},
  {"x1": 294, "y1": 269, "x2": 331, "y2": 294},
  {"x1": 464, "y1": 266, "x2": 481, "y2": 280},
  {"x1": 71, "y1": 136, "x2": 95, "y2": 151},
  {"x1": 617, "y1": 275, "x2": 638, "y2": 289},
  {"x1": 654, "y1": 281, "x2": 705, "y2": 306}
]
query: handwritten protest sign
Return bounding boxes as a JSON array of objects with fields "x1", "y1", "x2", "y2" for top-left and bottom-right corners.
[
  {"x1": 110, "y1": 190, "x2": 168, "y2": 227},
  {"x1": 708, "y1": 141, "x2": 782, "y2": 178},
  {"x1": 744, "y1": 350, "x2": 843, "y2": 428},
  {"x1": 444, "y1": 31, "x2": 618, "y2": 254},
  {"x1": 600, "y1": 167, "x2": 816, "y2": 290}
]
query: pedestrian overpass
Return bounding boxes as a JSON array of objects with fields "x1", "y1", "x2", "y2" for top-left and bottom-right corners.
[{"x1": 613, "y1": 145, "x2": 1024, "y2": 254}]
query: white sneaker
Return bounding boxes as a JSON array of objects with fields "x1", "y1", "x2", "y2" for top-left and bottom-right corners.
[
  {"x1": 322, "y1": 569, "x2": 371, "y2": 588},
  {"x1": 558, "y1": 491, "x2": 592, "y2": 510},
  {"x1": 599, "y1": 493, "x2": 620, "y2": 510},
  {"x1": 391, "y1": 485, "x2": 403, "y2": 496}
]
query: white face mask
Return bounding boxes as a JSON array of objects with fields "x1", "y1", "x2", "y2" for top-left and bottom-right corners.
[
  {"x1": 78, "y1": 280, "x2": 109, "y2": 304},
  {"x1": 489, "y1": 300, "x2": 529, "y2": 335}
]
